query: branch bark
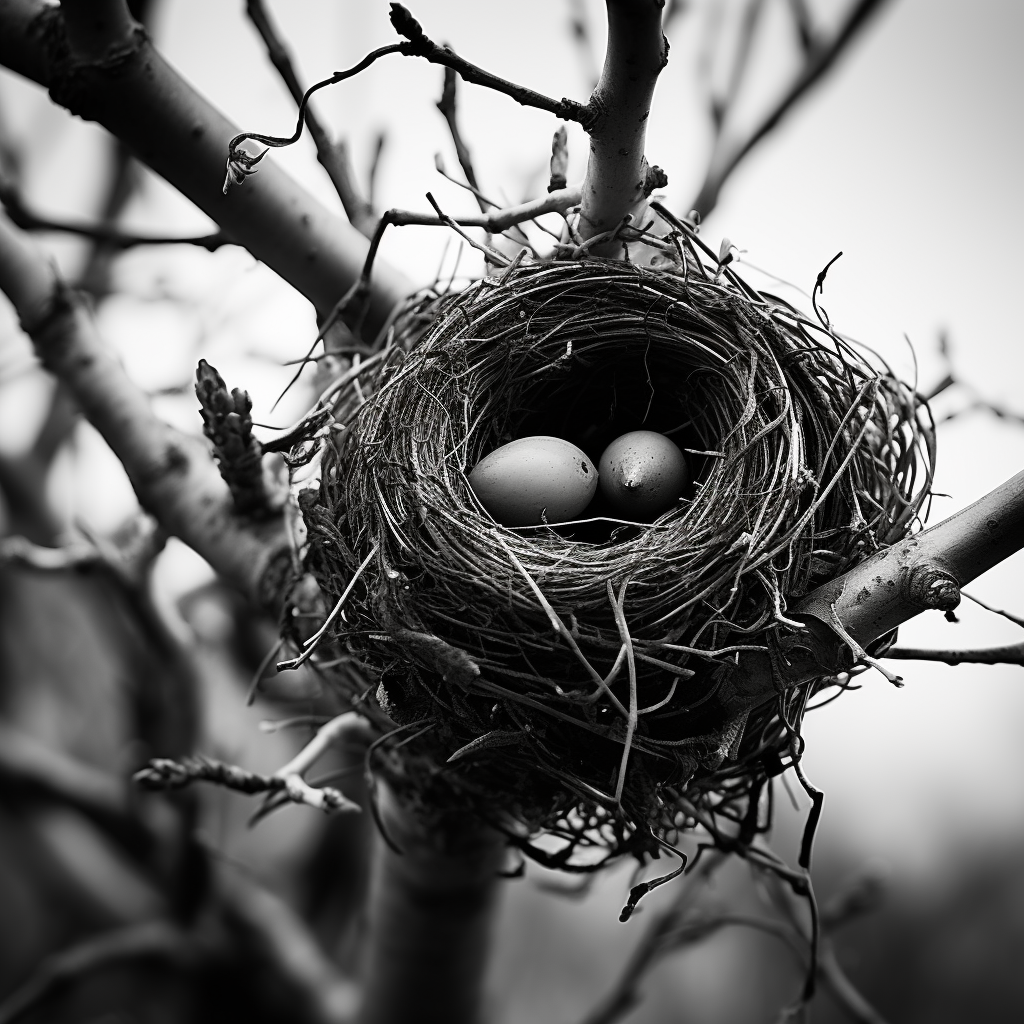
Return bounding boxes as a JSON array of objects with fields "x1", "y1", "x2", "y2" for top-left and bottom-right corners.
[
  {"x1": 713, "y1": 467, "x2": 1024, "y2": 730},
  {"x1": 795, "y1": 469, "x2": 1024, "y2": 649},
  {"x1": 0, "y1": 0, "x2": 409, "y2": 336},
  {"x1": 357, "y1": 787, "x2": 505, "y2": 1024},
  {"x1": 0, "y1": 214, "x2": 292, "y2": 611},
  {"x1": 578, "y1": 0, "x2": 668, "y2": 247}
]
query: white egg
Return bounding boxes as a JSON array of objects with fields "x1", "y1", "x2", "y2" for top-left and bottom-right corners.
[{"x1": 468, "y1": 436, "x2": 598, "y2": 526}]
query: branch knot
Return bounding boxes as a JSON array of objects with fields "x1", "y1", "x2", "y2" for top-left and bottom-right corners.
[{"x1": 907, "y1": 564, "x2": 961, "y2": 611}]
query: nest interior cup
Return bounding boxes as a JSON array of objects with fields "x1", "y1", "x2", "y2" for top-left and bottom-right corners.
[{"x1": 302, "y1": 257, "x2": 931, "y2": 864}]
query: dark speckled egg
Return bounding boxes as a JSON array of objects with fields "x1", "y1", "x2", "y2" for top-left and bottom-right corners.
[{"x1": 598, "y1": 430, "x2": 688, "y2": 520}]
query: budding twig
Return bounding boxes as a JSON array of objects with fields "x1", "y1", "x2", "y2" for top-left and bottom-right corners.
[
  {"x1": 135, "y1": 714, "x2": 362, "y2": 815},
  {"x1": 195, "y1": 360, "x2": 276, "y2": 519}
]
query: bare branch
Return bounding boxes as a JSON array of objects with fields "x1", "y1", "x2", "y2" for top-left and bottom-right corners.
[
  {"x1": 577, "y1": 852, "x2": 726, "y2": 1024},
  {"x1": 0, "y1": 514, "x2": 165, "y2": 591},
  {"x1": 436, "y1": 67, "x2": 486, "y2": 214},
  {"x1": 0, "y1": 0, "x2": 410, "y2": 335},
  {"x1": 786, "y1": 0, "x2": 817, "y2": 53},
  {"x1": 135, "y1": 714, "x2": 362, "y2": 814},
  {"x1": 692, "y1": 0, "x2": 893, "y2": 218},
  {"x1": 389, "y1": 4, "x2": 590, "y2": 125},
  {"x1": 963, "y1": 590, "x2": 1024, "y2": 630},
  {"x1": 927, "y1": 331, "x2": 1024, "y2": 426},
  {"x1": 578, "y1": 0, "x2": 669, "y2": 247},
  {"x1": 244, "y1": 0, "x2": 377, "y2": 239},
  {"x1": 884, "y1": 642, "x2": 1024, "y2": 666},
  {"x1": 566, "y1": 0, "x2": 600, "y2": 93},
  {"x1": 0, "y1": 922, "x2": 191, "y2": 1024},
  {"x1": 0, "y1": 168, "x2": 227, "y2": 249},
  {"x1": 715, "y1": 0, "x2": 767, "y2": 132},
  {"x1": 0, "y1": 215, "x2": 292, "y2": 610},
  {"x1": 215, "y1": 865, "x2": 359, "y2": 1024},
  {"x1": 795, "y1": 468, "x2": 1024, "y2": 652}
]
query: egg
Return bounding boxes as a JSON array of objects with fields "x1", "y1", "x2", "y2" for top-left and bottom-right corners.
[
  {"x1": 598, "y1": 430, "x2": 688, "y2": 520},
  {"x1": 468, "y1": 436, "x2": 598, "y2": 526}
]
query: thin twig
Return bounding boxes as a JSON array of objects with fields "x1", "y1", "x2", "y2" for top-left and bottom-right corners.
[
  {"x1": 277, "y1": 545, "x2": 379, "y2": 671},
  {"x1": 244, "y1": 0, "x2": 377, "y2": 237},
  {"x1": 0, "y1": 172, "x2": 227, "y2": 249},
  {"x1": 962, "y1": 590, "x2": 1024, "y2": 629},
  {"x1": 692, "y1": 0, "x2": 893, "y2": 217},
  {"x1": 135, "y1": 712, "x2": 362, "y2": 815},
  {"x1": 608, "y1": 579, "x2": 638, "y2": 804},
  {"x1": 436, "y1": 67, "x2": 486, "y2": 214},
  {"x1": 884, "y1": 642, "x2": 1024, "y2": 666}
]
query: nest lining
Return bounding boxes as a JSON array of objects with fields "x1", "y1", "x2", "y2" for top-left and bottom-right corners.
[{"x1": 298, "y1": 255, "x2": 932, "y2": 866}]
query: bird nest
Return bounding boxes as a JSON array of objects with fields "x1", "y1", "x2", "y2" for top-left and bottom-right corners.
[{"x1": 296, "y1": 253, "x2": 932, "y2": 871}]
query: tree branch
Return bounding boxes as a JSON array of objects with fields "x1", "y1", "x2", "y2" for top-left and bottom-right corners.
[
  {"x1": 0, "y1": 922, "x2": 192, "y2": 1024},
  {"x1": 0, "y1": 215, "x2": 293, "y2": 611},
  {"x1": 436, "y1": 67, "x2": 486, "y2": 214},
  {"x1": 795, "y1": 468, "x2": 1024, "y2": 651},
  {"x1": 388, "y1": 5, "x2": 590, "y2": 126},
  {"x1": 0, "y1": 169, "x2": 228, "y2": 250},
  {"x1": 578, "y1": 0, "x2": 669, "y2": 247},
  {"x1": 708, "y1": 467, "x2": 1024, "y2": 736},
  {"x1": 691, "y1": 0, "x2": 892, "y2": 218},
  {"x1": 358, "y1": 785, "x2": 506, "y2": 1024},
  {"x1": 134, "y1": 714, "x2": 362, "y2": 814},
  {"x1": 244, "y1": 0, "x2": 377, "y2": 239},
  {"x1": 884, "y1": 642, "x2": 1024, "y2": 666},
  {"x1": 0, "y1": 0, "x2": 410, "y2": 336}
]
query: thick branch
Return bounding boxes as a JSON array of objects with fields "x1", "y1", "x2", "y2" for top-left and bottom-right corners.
[
  {"x1": 0, "y1": 215, "x2": 292, "y2": 610},
  {"x1": 578, "y1": 0, "x2": 668, "y2": 246},
  {"x1": 358, "y1": 787, "x2": 505, "y2": 1024},
  {"x1": 711, "y1": 468, "x2": 1024, "y2": 727},
  {"x1": 0, "y1": 0, "x2": 409, "y2": 335},
  {"x1": 795, "y1": 469, "x2": 1024, "y2": 650}
]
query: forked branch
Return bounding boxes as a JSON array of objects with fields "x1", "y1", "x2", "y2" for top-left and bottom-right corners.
[{"x1": 692, "y1": 0, "x2": 892, "y2": 217}]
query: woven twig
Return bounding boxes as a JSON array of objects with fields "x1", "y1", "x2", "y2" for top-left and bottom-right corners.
[{"x1": 296, "y1": 249, "x2": 932, "y2": 868}]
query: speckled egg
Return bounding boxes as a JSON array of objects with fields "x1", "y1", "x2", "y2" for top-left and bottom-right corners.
[
  {"x1": 468, "y1": 436, "x2": 598, "y2": 526},
  {"x1": 598, "y1": 430, "x2": 688, "y2": 520}
]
